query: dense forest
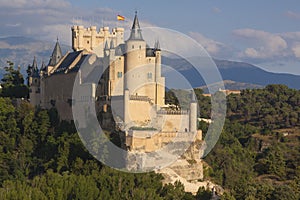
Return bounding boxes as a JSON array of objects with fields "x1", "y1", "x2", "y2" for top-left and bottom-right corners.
[
  {"x1": 203, "y1": 85, "x2": 300, "y2": 200},
  {"x1": 165, "y1": 85, "x2": 300, "y2": 199},
  {"x1": 0, "y1": 63, "x2": 210, "y2": 199},
  {"x1": 0, "y1": 62, "x2": 299, "y2": 199}
]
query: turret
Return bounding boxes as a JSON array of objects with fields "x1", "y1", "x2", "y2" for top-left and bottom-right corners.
[
  {"x1": 154, "y1": 40, "x2": 160, "y2": 50},
  {"x1": 189, "y1": 93, "x2": 197, "y2": 133},
  {"x1": 125, "y1": 12, "x2": 147, "y2": 93},
  {"x1": 154, "y1": 40, "x2": 161, "y2": 82},
  {"x1": 28, "y1": 57, "x2": 41, "y2": 106},
  {"x1": 104, "y1": 40, "x2": 110, "y2": 57},
  {"x1": 28, "y1": 56, "x2": 40, "y2": 85},
  {"x1": 115, "y1": 27, "x2": 124, "y2": 46},
  {"x1": 48, "y1": 38, "x2": 62, "y2": 66},
  {"x1": 90, "y1": 26, "x2": 97, "y2": 50},
  {"x1": 128, "y1": 11, "x2": 143, "y2": 41},
  {"x1": 109, "y1": 39, "x2": 115, "y2": 61},
  {"x1": 71, "y1": 25, "x2": 84, "y2": 51},
  {"x1": 40, "y1": 61, "x2": 47, "y2": 77}
]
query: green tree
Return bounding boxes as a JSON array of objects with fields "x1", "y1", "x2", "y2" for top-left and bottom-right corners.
[
  {"x1": 0, "y1": 61, "x2": 28, "y2": 98},
  {"x1": 196, "y1": 186, "x2": 212, "y2": 200}
]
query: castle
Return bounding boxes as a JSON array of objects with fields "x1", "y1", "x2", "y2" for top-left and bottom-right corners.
[{"x1": 27, "y1": 13, "x2": 201, "y2": 153}]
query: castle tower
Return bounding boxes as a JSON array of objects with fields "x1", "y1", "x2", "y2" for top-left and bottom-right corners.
[
  {"x1": 71, "y1": 25, "x2": 124, "y2": 57},
  {"x1": 189, "y1": 94, "x2": 198, "y2": 133},
  {"x1": 124, "y1": 12, "x2": 147, "y2": 94},
  {"x1": 28, "y1": 57, "x2": 41, "y2": 106},
  {"x1": 154, "y1": 40, "x2": 165, "y2": 106}
]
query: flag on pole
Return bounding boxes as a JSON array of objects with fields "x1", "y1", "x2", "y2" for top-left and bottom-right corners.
[{"x1": 117, "y1": 15, "x2": 125, "y2": 21}]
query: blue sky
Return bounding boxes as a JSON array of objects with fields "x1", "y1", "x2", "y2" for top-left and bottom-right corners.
[{"x1": 0, "y1": 0, "x2": 300, "y2": 74}]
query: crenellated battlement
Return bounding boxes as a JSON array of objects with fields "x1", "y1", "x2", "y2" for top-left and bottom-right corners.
[{"x1": 71, "y1": 25, "x2": 124, "y2": 55}]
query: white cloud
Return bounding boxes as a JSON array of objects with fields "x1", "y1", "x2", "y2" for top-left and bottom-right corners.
[
  {"x1": 280, "y1": 32, "x2": 300, "y2": 41},
  {"x1": 212, "y1": 7, "x2": 221, "y2": 13},
  {"x1": 0, "y1": 41, "x2": 29, "y2": 50},
  {"x1": 233, "y1": 29, "x2": 288, "y2": 59},
  {"x1": 5, "y1": 23, "x2": 21, "y2": 27},
  {"x1": 40, "y1": 24, "x2": 72, "y2": 45},
  {"x1": 0, "y1": 0, "x2": 154, "y2": 46},
  {"x1": 0, "y1": 0, "x2": 70, "y2": 9},
  {"x1": 292, "y1": 43, "x2": 300, "y2": 58},
  {"x1": 189, "y1": 32, "x2": 232, "y2": 58},
  {"x1": 0, "y1": 1, "x2": 123, "y2": 45},
  {"x1": 285, "y1": 10, "x2": 300, "y2": 20}
]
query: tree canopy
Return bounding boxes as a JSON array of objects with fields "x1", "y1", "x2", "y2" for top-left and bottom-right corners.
[{"x1": 0, "y1": 61, "x2": 28, "y2": 98}]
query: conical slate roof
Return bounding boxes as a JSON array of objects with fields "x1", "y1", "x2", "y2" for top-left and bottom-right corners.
[
  {"x1": 110, "y1": 39, "x2": 115, "y2": 49},
  {"x1": 48, "y1": 38, "x2": 62, "y2": 66},
  {"x1": 32, "y1": 56, "x2": 40, "y2": 78},
  {"x1": 40, "y1": 61, "x2": 46, "y2": 72},
  {"x1": 104, "y1": 40, "x2": 109, "y2": 50},
  {"x1": 154, "y1": 40, "x2": 160, "y2": 50},
  {"x1": 128, "y1": 12, "x2": 143, "y2": 41}
]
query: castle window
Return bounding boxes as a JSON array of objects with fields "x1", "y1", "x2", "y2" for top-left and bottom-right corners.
[
  {"x1": 87, "y1": 40, "x2": 89, "y2": 44},
  {"x1": 50, "y1": 99, "x2": 56, "y2": 107},
  {"x1": 67, "y1": 99, "x2": 75, "y2": 106},
  {"x1": 147, "y1": 72, "x2": 152, "y2": 79},
  {"x1": 117, "y1": 72, "x2": 122, "y2": 78},
  {"x1": 132, "y1": 45, "x2": 134, "y2": 49},
  {"x1": 139, "y1": 45, "x2": 141, "y2": 49}
]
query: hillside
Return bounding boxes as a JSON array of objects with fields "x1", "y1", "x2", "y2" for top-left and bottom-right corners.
[{"x1": 203, "y1": 85, "x2": 300, "y2": 199}]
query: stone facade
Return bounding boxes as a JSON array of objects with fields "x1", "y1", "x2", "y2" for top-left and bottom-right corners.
[{"x1": 27, "y1": 13, "x2": 201, "y2": 154}]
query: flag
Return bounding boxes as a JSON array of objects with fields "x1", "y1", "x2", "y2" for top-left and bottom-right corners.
[{"x1": 117, "y1": 15, "x2": 125, "y2": 21}]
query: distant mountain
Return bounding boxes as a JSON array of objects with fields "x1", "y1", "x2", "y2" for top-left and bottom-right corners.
[
  {"x1": 0, "y1": 36, "x2": 70, "y2": 79},
  {"x1": 198, "y1": 80, "x2": 263, "y2": 93},
  {"x1": 162, "y1": 57, "x2": 300, "y2": 90},
  {"x1": 0, "y1": 36, "x2": 299, "y2": 90},
  {"x1": 214, "y1": 59, "x2": 300, "y2": 89}
]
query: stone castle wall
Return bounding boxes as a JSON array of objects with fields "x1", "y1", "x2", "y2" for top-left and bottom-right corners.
[
  {"x1": 41, "y1": 72, "x2": 77, "y2": 120},
  {"x1": 71, "y1": 26, "x2": 124, "y2": 56}
]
